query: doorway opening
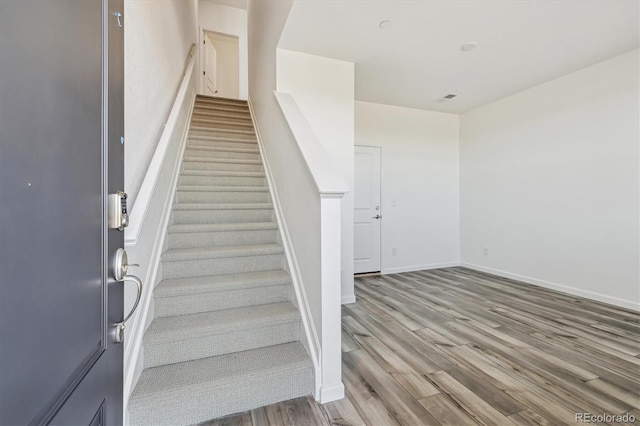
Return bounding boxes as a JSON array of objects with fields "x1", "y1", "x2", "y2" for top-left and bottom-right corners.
[{"x1": 200, "y1": 30, "x2": 240, "y2": 99}]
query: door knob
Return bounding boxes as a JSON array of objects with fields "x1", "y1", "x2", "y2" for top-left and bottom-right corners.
[{"x1": 372, "y1": 214, "x2": 381, "y2": 219}]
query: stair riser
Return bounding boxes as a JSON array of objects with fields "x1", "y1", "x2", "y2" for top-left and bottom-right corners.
[
  {"x1": 190, "y1": 128, "x2": 254, "y2": 137},
  {"x1": 192, "y1": 117, "x2": 253, "y2": 125},
  {"x1": 176, "y1": 191, "x2": 270, "y2": 203},
  {"x1": 144, "y1": 321, "x2": 300, "y2": 368},
  {"x1": 184, "y1": 149, "x2": 260, "y2": 161},
  {"x1": 178, "y1": 175, "x2": 266, "y2": 187},
  {"x1": 182, "y1": 161, "x2": 263, "y2": 173},
  {"x1": 194, "y1": 105, "x2": 249, "y2": 114},
  {"x1": 129, "y1": 364, "x2": 313, "y2": 425},
  {"x1": 172, "y1": 209, "x2": 273, "y2": 224},
  {"x1": 154, "y1": 284, "x2": 291, "y2": 317},
  {"x1": 188, "y1": 140, "x2": 257, "y2": 150},
  {"x1": 191, "y1": 115, "x2": 253, "y2": 125},
  {"x1": 195, "y1": 99, "x2": 247, "y2": 106},
  {"x1": 190, "y1": 123, "x2": 255, "y2": 132},
  {"x1": 168, "y1": 229, "x2": 278, "y2": 249},
  {"x1": 189, "y1": 127, "x2": 256, "y2": 138},
  {"x1": 162, "y1": 254, "x2": 285, "y2": 279}
]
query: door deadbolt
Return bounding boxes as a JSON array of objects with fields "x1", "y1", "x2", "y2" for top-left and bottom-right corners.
[{"x1": 108, "y1": 191, "x2": 129, "y2": 231}]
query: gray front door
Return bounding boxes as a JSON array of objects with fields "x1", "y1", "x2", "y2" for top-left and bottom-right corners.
[{"x1": 0, "y1": 0, "x2": 125, "y2": 424}]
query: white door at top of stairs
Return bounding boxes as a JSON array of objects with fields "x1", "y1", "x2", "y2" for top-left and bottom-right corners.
[{"x1": 203, "y1": 33, "x2": 218, "y2": 97}]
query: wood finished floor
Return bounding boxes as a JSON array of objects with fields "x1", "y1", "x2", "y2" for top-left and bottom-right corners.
[{"x1": 202, "y1": 267, "x2": 640, "y2": 426}]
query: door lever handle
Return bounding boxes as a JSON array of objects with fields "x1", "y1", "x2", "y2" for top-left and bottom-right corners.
[
  {"x1": 113, "y1": 248, "x2": 143, "y2": 343},
  {"x1": 372, "y1": 214, "x2": 381, "y2": 219}
]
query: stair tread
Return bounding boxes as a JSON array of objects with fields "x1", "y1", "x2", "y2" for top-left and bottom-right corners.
[
  {"x1": 163, "y1": 243, "x2": 284, "y2": 262},
  {"x1": 185, "y1": 145, "x2": 259, "y2": 154},
  {"x1": 129, "y1": 342, "x2": 310, "y2": 400},
  {"x1": 177, "y1": 185, "x2": 268, "y2": 192},
  {"x1": 156, "y1": 270, "x2": 291, "y2": 298},
  {"x1": 172, "y1": 202, "x2": 272, "y2": 211},
  {"x1": 188, "y1": 135, "x2": 256, "y2": 143},
  {"x1": 195, "y1": 106, "x2": 249, "y2": 110},
  {"x1": 179, "y1": 170, "x2": 265, "y2": 178},
  {"x1": 183, "y1": 157, "x2": 262, "y2": 164},
  {"x1": 190, "y1": 127, "x2": 254, "y2": 134},
  {"x1": 168, "y1": 222, "x2": 277, "y2": 233},
  {"x1": 144, "y1": 302, "x2": 298, "y2": 345},
  {"x1": 196, "y1": 95, "x2": 248, "y2": 103}
]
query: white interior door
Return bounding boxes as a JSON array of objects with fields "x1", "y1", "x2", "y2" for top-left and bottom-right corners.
[
  {"x1": 204, "y1": 34, "x2": 218, "y2": 96},
  {"x1": 354, "y1": 146, "x2": 382, "y2": 274}
]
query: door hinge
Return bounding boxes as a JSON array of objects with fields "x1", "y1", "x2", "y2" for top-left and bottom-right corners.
[
  {"x1": 203, "y1": 40, "x2": 205, "y2": 44},
  {"x1": 203, "y1": 71, "x2": 206, "y2": 75}
]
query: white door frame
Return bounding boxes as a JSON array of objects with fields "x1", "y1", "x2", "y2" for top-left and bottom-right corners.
[
  {"x1": 354, "y1": 145, "x2": 383, "y2": 274},
  {"x1": 198, "y1": 27, "x2": 240, "y2": 97}
]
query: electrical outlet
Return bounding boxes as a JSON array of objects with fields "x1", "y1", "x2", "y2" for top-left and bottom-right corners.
[
  {"x1": 483, "y1": 247, "x2": 489, "y2": 256},
  {"x1": 392, "y1": 248, "x2": 397, "y2": 256}
]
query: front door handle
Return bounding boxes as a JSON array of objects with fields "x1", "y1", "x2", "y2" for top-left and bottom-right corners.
[
  {"x1": 372, "y1": 214, "x2": 381, "y2": 219},
  {"x1": 113, "y1": 248, "x2": 142, "y2": 343}
]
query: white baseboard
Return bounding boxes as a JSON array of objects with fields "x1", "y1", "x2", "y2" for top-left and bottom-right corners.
[
  {"x1": 247, "y1": 97, "x2": 322, "y2": 399},
  {"x1": 341, "y1": 294, "x2": 356, "y2": 304},
  {"x1": 461, "y1": 262, "x2": 640, "y2": 312},
  {"x1": 319, "y1": 382, "x2": 345, "y2": 404},
  {"x1": 382, "y1": 262, "x2": 460, "y2": 275}
]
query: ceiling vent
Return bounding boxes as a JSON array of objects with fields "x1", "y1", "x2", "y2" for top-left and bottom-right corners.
[{"x1": 434, "y1": 93, "x2": 458, "y2": 103}]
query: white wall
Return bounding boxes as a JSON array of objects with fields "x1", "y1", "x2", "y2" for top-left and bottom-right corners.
[
  {"x1": 199, "y1": 0, "x2": 248, "y2": 99},
  {"x1": 355, "y1": 102, "x2": 460, "y2": 274},
  {"x1": 124, "y1": 0, "x2": 198, "y2": 207},
  {"x1": 276, "y1": 49, "x2": 355, "y2": 303},
  {"x1": 460, "y1": 49, "x2": 640, "y2": 310},
  {"x1": 248, "y1": 0, "x2": 345, "y2": 402}
]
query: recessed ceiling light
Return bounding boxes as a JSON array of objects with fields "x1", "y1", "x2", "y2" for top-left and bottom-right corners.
[
  {"x1": 379, "y1": 20, "x2": 391, "y2": 29},
  {"x1": 460, "y1": 42, "x2": 478, "y2": 52}
]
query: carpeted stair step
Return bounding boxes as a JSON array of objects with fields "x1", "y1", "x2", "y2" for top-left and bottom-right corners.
[
  {"x1": 192, "y1": 117, "x2": 254, "y2": 127},
  {"x1": 190, "y1": 126, "x2": 255, "y2": 136},
  {"x1": 154, "y1": 270, "x2": 292, "y2": 317},
  {"x1": 182, "y1": 159, "x2": 263, "y2": 173},
  {"x1": 195, "y1": 95, "x2": 247, "y2": 104},
  {"x1": 144, "y1": 302, "x2": 300, "y2": 368},
  {"x1": 171, "y1": 202, "x2": 273, "y2": 224},
  {"x1": 162, "y1": 243, "x2": 285, "y2": 279},
  {"x1": 195, "y1": 98, "x2": 248, "y2": 106},
  {"x1": 193, "y1": 105, "x2": 250, "y2": 115},
  {"x1": 178, "y1": 173, "x2": 266, "y2": 187},
  {"x1": 175, "y1": 185, "x2": 270, "y2": 203},
  {"x1": 128, "y1": 342, "x2": 313, "y2": 426},
  {"x1": 187, "y1": 135, "x2": 258, "y2": 148},
  {"x1": 190, "y1": 129, "x2": 256, "y2": 141},
  {"x1": 189, "y1": 123, "x2": 255, "y2": 132},
  {"x1": 184, "y1": 148, "x2": 260, "y2": 161},
  {"x1": 185, "y1": 144, "x2": 259, "y2": 154},
  {"x1": 191, "y1": 111, "x2": 253, "y2": 124},
  {"x1": 167, "y1": 222, "x2": 278, "y2": 249}
]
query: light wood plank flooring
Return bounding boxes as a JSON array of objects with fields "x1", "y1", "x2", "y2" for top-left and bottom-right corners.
[{"x1": 202, "y1": 267, "x2": 640, "y2": 425}]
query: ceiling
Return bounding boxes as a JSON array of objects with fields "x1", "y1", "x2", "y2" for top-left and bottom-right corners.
[
  {"x1": 204, "y1": 0, "x2": 247, "y2": 10},
  {"x1": 279, "y1": 0, "x2": 640, "y2": 114}
]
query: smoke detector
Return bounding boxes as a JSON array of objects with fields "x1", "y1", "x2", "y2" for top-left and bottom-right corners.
[{"x1": 434, "y1": 94, "x2": 458, "y2": 102}]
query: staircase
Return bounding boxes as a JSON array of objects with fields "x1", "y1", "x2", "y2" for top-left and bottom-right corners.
[{"x1": 128, "y1": 95, "x2": 313, "y2": 425}]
